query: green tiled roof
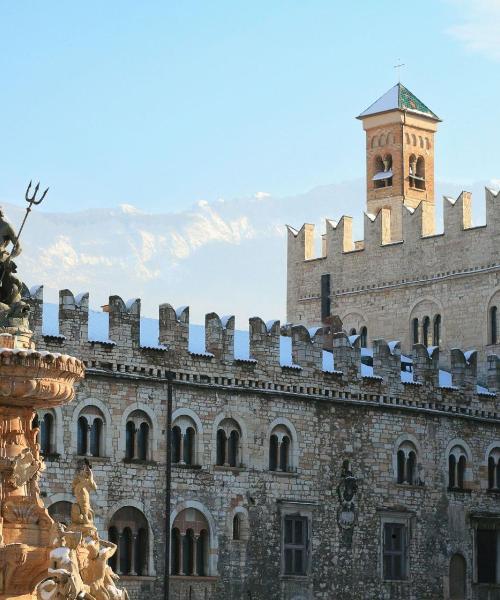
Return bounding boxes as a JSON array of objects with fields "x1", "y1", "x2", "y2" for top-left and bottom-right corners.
[
  {"x1": 358, "y1": 83, "x2": 440, "y2": 120},
  {"x1": 398, "y1": 84, "x2": 438, "y2": 118}
]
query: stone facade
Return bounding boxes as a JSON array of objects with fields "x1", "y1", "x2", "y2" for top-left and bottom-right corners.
[{"x1": 24, "y1": 283, "x2": 500, "y2": 599}]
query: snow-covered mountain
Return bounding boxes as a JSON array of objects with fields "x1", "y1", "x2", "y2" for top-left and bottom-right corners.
[{"x1": 5, "y1": 178, "x2": 498, "y2": 325}]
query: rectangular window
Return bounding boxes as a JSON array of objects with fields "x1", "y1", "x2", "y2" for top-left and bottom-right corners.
[
  {"x1": 283, "y1": 515, "x2": 308, "y2": 575},
  {"x1": 477, "y1": 529, "x2": 497, "y2": 583},
  {"x1": 321, "y1": 274, "x2": 331, "y2": 320},
  {"x1": 383, "y1": 523, "x2": 406, "y2": 580}
]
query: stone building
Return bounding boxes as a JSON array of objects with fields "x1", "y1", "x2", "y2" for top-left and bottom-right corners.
[
  {"x1": 31, "y1": 84, "x2": 500, "y2": 600},
  {"x1": 287, "y1": 83, "x2": 500, "y2": 380}
]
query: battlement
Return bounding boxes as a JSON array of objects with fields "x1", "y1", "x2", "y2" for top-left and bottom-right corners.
[
  {"x1": 288, "y1": 188, "x2": 500, "y2": 270},
  {"x1": 21, "y1": 287, "x2": 500, "y2": 421}
]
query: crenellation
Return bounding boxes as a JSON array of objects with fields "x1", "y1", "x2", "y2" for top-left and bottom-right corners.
[
  {"x1": 158, "y1": 303, "x2": 189, "y2": 351},
  {"x1": 249, "y1": 317, "x2": 280, "y2": 367},
  {"x1": 401, "y1": 201, "x2": 424, "y2": 242},
  {"x1": 108, "y1": 296, "x2": 141, "y2": 348},
  {"x1": 412, "y1": 344, "x2": 440, "y2": 387},
  {"x1": 291, "y1": 325, "x2": 323, "y2": 372},
  {"x1": 332, "y1": 332, "x2": 361, "y2": 379},
  {"x1": 205, "y1": 312, "x2": 235, "y2": 363},
  {"x1": 23, "y1": 284, "x2": 44, "y2": 338},
  {"x1": 450, "y1": 348, "x2": 477, "y2": 392},
  {"x1": 59, "y1": 289, "x2": 89, "y2": 343},
  {"x1": 325, "y1": 215, "x2": 354, "y2": 255},
  {"x1": 372, "y1": 339, "x2": 402, "y2": 389},
  {"x1": 443, "y1": 191, "x2": 473, "y2": 233}
]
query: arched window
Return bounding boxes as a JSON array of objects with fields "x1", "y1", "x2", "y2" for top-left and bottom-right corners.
[
  {"x1": 371, "y1": 136, "x2": 377, "y2": 149},
  {"x1": 360, "y1": 326, "x2": 368, "y2": 348},
  {"x1": 487, "y1": 448, "x2": 500, "y2": 490},
  {"x1": 125, "y1": 410, "x2": 153, "y2": 462},
  {"x1": 233, "y1": 514, "x2": 241, "y2": 540},
  {"x1": 171, "y1": 509, "x2": 210, "y2": 577},
  {"x1": 172, "y1": 415, "x2": 199, "y2": 467},
  {"x1": 449, "y1": 553, "x2": 466, "y2": 600},
  {"x1": 77, "y1": 416, "x2": 88, "y2": 455},
  {"x1": 349, "y1": 328, "x2": 357, "y2": 336},
  {"x1": 216, "y1": 419, "x2": 242, "y2": 468},
  {"x1": 415, "y1": 157, "x2": 426, "y2": 190},
  {"x1": 90, "y1": 418, "x2": 103, "y2": 457},
  {"x1": 125, "y1": 422, "x2": 135, "y2": 460},
  {"x1": 448, "y1": 446, "x2": 468, "y2": 490},
  {"x1": 433, "y1": 314, "x2": 441, "y2": 347},
  {"x1": 396, "y1": 441, "x2": 419, "y2": 485},
  {"x1": 138, "y1": 422, "x2": 150, "y2": 461},
  {"x1": 379, "y1": 134, "x2": 386, "y2": 147},
  {"x1": 409, "y1": 154, "x2": 417, "y2": 188},
  {"x1": 77, "y1": 406, "x2": 105, "y2": 457},
  {"x1": 39, "y1": 411, "x2": 55, "y2": 455},
  {"x1": 412, "y1": 318, "x2": 419, "y2": 344},
  {"x1": 405, "y1": 132, "x2": 410, "y2": 145},
  {"x1": 216, "y1": 429, "x2": 226, "y2": 466},
  {"x1": 411, "y1": 134, "x2": 417, "y2": 146},
  {"x1": 228, "y1": 430, "x2": 240, "y2": 467},
  {"x1": 269, "y1": 435, "x2": 278, "y2": 471},
  {"x1": 490, "y1": 306, "x2": 498, "y2": 345},
  {"x1": 231, "y1": 510, "x2": 249, "y2": 542},
  {"x1": 423, "y1": 316, "x2": 430, "y2": 347},
  {"x1": 48, "y1": 501, "x2": 72, "y2": 526},
  {"x1": 419, "y1": 136, "x2": 424, "y2": 148},
  {"x1": 269, "y1": 425, "x2": 294, "y2": 473},
  {"x1": 373, "y1": 154, "x2": 393, "y2": 189},
  {"x1": 108, "y1": 506, "x2": 150, "y2": 576}
]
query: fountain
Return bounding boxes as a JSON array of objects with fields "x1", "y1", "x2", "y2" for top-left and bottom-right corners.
[{"x1": 0, "y1": 189, "x2": 128, "y2": 599}]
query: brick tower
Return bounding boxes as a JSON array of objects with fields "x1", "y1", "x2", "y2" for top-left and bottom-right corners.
[{"x1": 357, "y1": 83, "x2": 441, "y2": 240}]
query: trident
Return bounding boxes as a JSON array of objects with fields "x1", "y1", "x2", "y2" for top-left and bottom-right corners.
[
  {"x1": 16, "y1": 181, "x2": 49, "y2": 244},
  {"x1": 0, "y1": 181, "x2": 48, "y2": 287}
]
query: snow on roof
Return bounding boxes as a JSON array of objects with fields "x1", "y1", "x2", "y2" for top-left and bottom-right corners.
[
  {"x1": 359, "y1": 84, "x2": 399, "y2": 118},
  {"x1": 41, "y1": 304, "x2": 491, "y2": 393}
]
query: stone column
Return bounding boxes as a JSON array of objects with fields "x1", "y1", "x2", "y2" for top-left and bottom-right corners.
[
  {"x1": 133, "y1": 425, "x2": 139, "y2": 460},
  {"x1": 116, "y1": 531, "x2": 123, "y2": 574},
  {"x1": 179, "y1": 533, "x2": 185, "y2": 575},
  {"x1": 85, "y1": 419, "x2": 92, "y2": 457},
  {"x1": 130, "y1": 532, "x2": 138, "y2": 575},
  {"x1": 224, "y1": 434, "x2": 229, "y2": 467},
  {"x1": 179, "y1": 431, "x2": 185, "y2": 465},
  {"x1": 192, "y1": 535, "x2": 199, "y2": 576}
]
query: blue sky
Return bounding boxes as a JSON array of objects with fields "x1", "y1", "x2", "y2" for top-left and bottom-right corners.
[{"x1": 0, "y1": 0, "x2": 498, "y2": 213}]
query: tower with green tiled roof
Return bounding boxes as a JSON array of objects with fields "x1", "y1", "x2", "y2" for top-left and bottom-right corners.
[{"x1": 357, "y1": 83, "x2": 441, "y2": 241}]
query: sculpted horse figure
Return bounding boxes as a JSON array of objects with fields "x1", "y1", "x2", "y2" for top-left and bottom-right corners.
[{"x1": 71, "y1": 461, "x2": 97, "y2": 527}]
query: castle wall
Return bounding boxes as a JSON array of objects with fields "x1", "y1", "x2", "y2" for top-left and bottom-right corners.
[
  {"x1": 287, "y1": 189, "x2": 500, "y2": 380},
  {"x1": 29, "y1": 288, "x2": 500, "y2": 599}
]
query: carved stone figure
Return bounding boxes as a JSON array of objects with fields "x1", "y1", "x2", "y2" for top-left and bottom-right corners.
[
  {"x1": 9, "y1": 448, "x2": 41, "y2": 489},
  {"x1": 71, "y1": 461, "x2": 97, "y2": 528},
  {"x1": 0, "y1": 542, "x2": 28, "y2": 592},
  {"x1": 81, "y1": 531, "x2": 129, "y2": 600},
  {"x1": 38, "y1": 463, "x2": 128, "y2": 600},
  {"x1": 36, "y1": 526, "x2": 92, "y2": 600},
  {"x1": 337, "y1": 459, "x2": 358, "y2": 530}
]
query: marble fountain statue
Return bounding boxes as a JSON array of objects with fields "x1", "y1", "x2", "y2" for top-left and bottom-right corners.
[{"x1": 0, "y1": 186, "x2": 128, "y2": 599}]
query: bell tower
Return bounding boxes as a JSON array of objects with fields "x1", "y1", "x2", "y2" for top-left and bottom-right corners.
[{"x1": 357, "y1": 83, "x2": 441, "y2": 240}]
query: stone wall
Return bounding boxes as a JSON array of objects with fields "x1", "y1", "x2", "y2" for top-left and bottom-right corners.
[{"x1": 27, "y1": 288, "x2": 500, "y2": 599}]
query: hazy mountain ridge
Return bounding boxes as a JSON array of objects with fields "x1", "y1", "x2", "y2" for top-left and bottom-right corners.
[{"x1": 3, "y1": 178, "x2": 498, "y2": 324}]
